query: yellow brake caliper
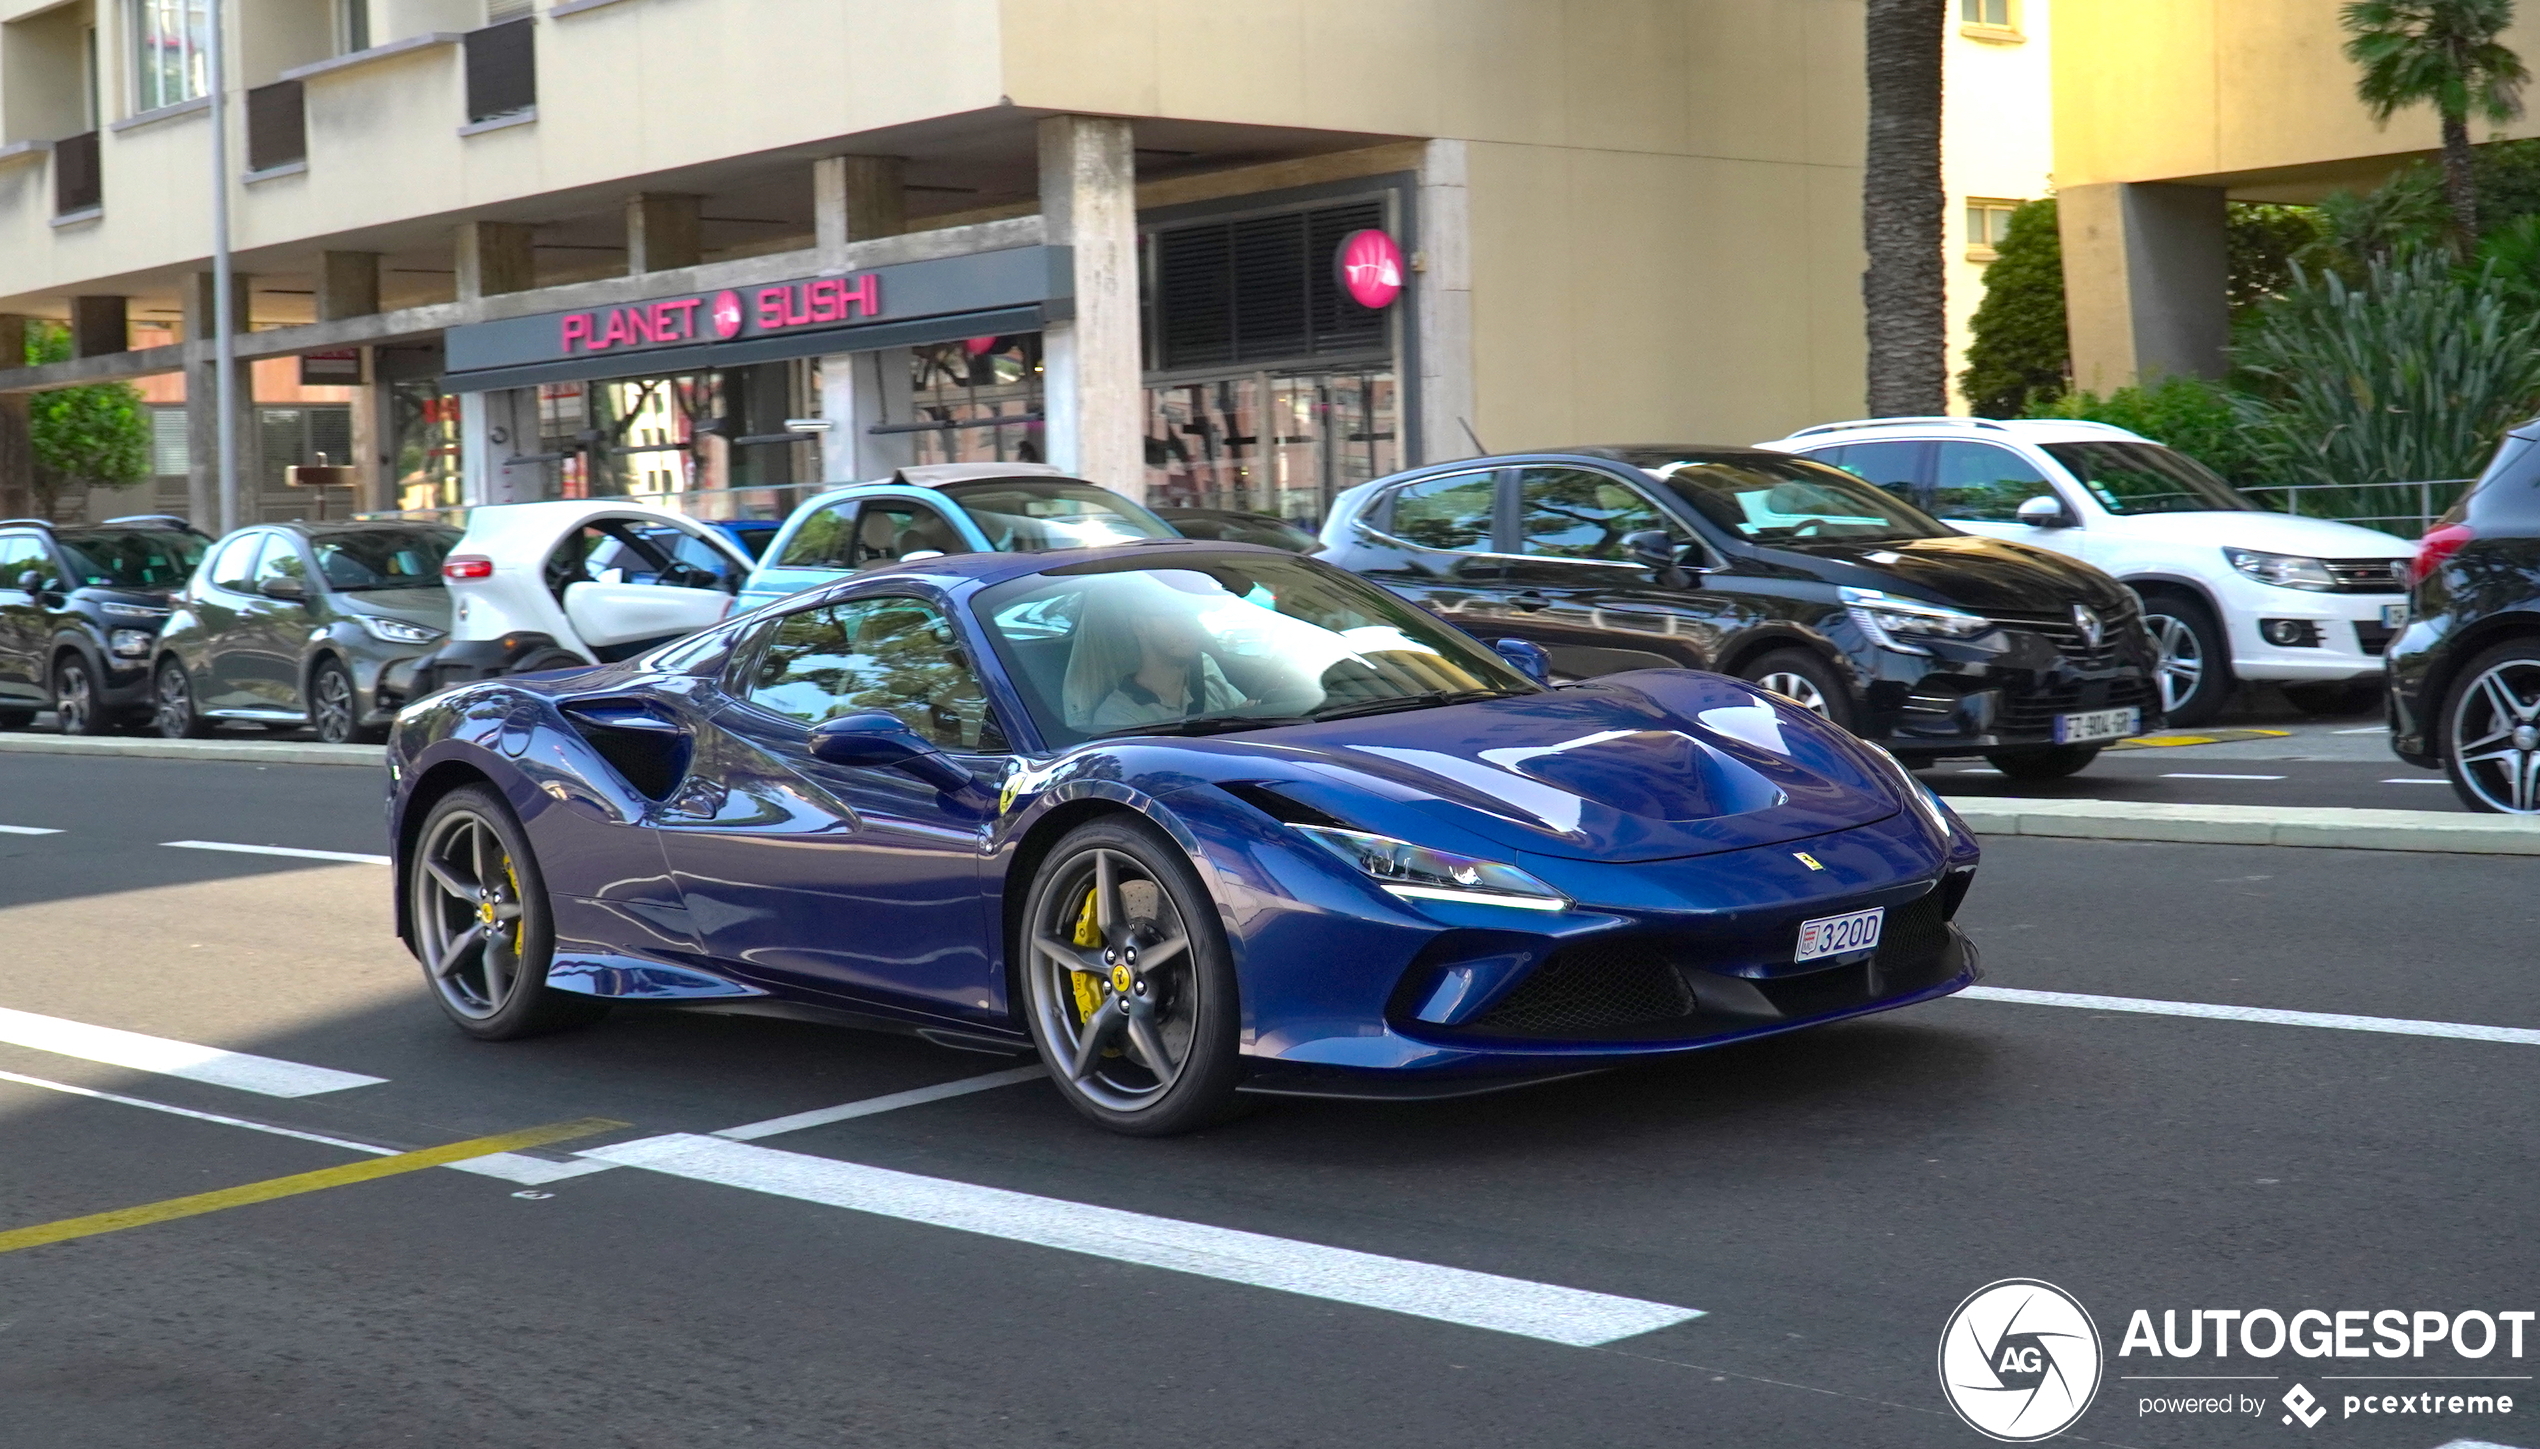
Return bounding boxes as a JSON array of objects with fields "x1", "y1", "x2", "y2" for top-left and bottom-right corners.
[{"x1": 1068, "y1": 885, "x2": 1104, "y2": 1023}]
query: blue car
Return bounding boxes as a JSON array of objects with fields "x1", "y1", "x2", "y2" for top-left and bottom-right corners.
[
  {"x1": 737, "y1": 463, "x2": 1177, "y2": 611},
  {"x1": 386, "y1": 540, "x2": 1982, "y2": 1135}
]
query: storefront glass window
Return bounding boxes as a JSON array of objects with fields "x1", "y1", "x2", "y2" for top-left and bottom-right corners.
[
  {"x1": 908, "y1": 336, "x2": 1046, "y2": 465},
  {"x1": 391, "y1": 382, "x2": 463, "y2": 515},
  {"x1": 1144, "y1": 368, "x2": 1394, "y2": 527}
]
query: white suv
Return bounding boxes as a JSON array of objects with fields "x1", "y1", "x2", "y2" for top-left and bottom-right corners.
[{"x1": 1757, "y1": 418, "x2": 2413, "y2": 724}]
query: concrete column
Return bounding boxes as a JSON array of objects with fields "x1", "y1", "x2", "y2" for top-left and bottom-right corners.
[
  {"x1": 626, "y1": 193, "x2": 701, "y2": 273},
  {"x1": 813, "y1": 154, "x2": 907, "y2": 266},
  {"x1": 1036, "y1": 115, "x2": 1142, "y2": 496},
  {"x1": 350, "y1": 348, "x2": 386, "y2": 513},
  {"x1": 460, "y1": 388, "x2": 533, "y2": 505},
  {"x1": 1415, "y1": 139, "x2": 1474, "y2": 465},
  {"x1": 816, "y1": 349, "x2": 915, "y2": 482},
  {"x1": 455, "y1": 220, "x2": 536, "y2": 300},
  {"x1": 0, "y1": 315, "x2": 31, "y2": 521},
  {"x1": 2060, "y1": 183, "x2": 2230, "y2": 394},
  {"x1": 181, "y1": 272, "x2": 253, "y2": 531},
  {"x1": 317, "y1": 251, "x2": 381, "y2": 322},
  {"x1": 69, "y1": 296, "x2": 127, "y2": 358}
]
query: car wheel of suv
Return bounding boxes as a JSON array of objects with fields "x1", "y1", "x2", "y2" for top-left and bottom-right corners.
[
  {"x1": 52, "y1": 655, "x2": 110, "y2": 736},
  {"x1": 309, "y1": 659, "x2": 380, "y2": 744},
  {"x1": 1021, "y1": 817, "x2": 1245, "y2": 1137},
  {"x1": 153, "y1": 657, "x2": 209, "y2": 739},
  {"x1": 1740, "y1": 649, "x2": 1857, "y2": 730},
  {"x1": 2280, "y1": 680, "x2": 2382, "y2": 717},
  {"x1": 409, "y1": 784, "x2": 609, "y2": 1040},
  {"x1": 2142, "y1": 596, "x2": 2231, "y2": 727},
  {"x1": 2440, "y1": 641, "x2": 2540, "y2": 814},
  {"x1": 1985, "y1": 744, "x2": 2104, "y2": 782}
]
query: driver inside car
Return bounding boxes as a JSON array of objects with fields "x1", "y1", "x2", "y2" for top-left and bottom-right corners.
[{"x1": 1061, "y1": 578, "x2": 1251, "y2": 734}]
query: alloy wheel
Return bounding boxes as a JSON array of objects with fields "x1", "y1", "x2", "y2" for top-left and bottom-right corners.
[
  {"x1": 312, "y1": 666, "x2": 356, "y2": 744},
  {"x1": 154, "y1": 662, "x2": 194, "y2": 739},
  {"x1": 1755, "y1": 670, "x2": 1831, "y2": 718},
  {"x1": 2147, "y1": 612, "x2": 2204, "y2": 715},
  {"x1": 413, "y1": 809, "x2": 530, "y2": 1018},
  {"x1": 1026, "y1": 848, "x2": 1199, "y2": 1112},
  {"x1": 54, "y1": 660, "x2": 93, "y2": 735},
  {"x1": 2448, "y1": 658, "x2": 2540, "y2": 813}
]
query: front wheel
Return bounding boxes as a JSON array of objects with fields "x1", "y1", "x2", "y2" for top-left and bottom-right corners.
[
  {"x1": 1985, "y1": 744, "x2": 2104, "y2": 781},
  {"x1": 153, "y1": 657, "x2": 209, "y2": 739},
  {"x1": 52, "y1": 655, "x2": 111, "y2": 736},
  {"x1": 1020, "y1": 818, "x2": 1244, "y2": 1136},
  {"x1": 1738, "y1": 649, "x2": 1858, "y2": 731},
  {"x1": 2440, "y1": 642, "x2": 2540, "y2": 814},
  {"x1": 2142, "y1": 596, "x2": 2232, "y2": 727},
  {"x1": 408, "y1": 784, "x2": 608, "y2": 1040}
]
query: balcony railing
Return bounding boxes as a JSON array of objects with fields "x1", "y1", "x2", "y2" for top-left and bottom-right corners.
[
  {"x1": 246, "y1": 80, "x2": 306, "y2": 172},
  {"x1": 464, "y1": 19, "x2": 536, "y2": 123},
  {"x1": 53, "y1": 130, "x2": 99, "y2": 216}
]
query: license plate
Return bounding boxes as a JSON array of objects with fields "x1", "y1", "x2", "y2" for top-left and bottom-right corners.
[
  {"x1": 2381, "y1": 602, "x2": 2408, "y2": 629},
  {"x1": 1796, "y1": 907, "x2": 1884, "y2": 963},
  {"x1": 2054, "y1": 706, "x2": 2139, "y2": 744}
]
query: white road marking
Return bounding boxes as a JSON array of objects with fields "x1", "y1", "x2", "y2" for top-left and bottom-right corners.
[
  {"x1": 1956, "y1": 767, "x2": 2002, "y2": 775},
  {"x1": 0, "y1": 825, "x2": 61, "y2": 835},
  {"x1": 2431, "y1": 1441, "x2": 2528, "y2": 1449},
  {"x1": 1959, "y1": 987, "x2": 2540, "y2": 1047},
  {"x1": 714, "y1": 1065, "x2": 1048, "y2": 1141},
  {"x1": 2383, "y1": 778, "x2": 2451, "y2": 785},
  {"x1": 163, "y1": 840, "x2": 392, "y2": 865},
  {"x1": 2335, "y1": 726, "x2": 2389, "y2": 734},
  {"x1": 586, "y1": 1133, "x2": 1703, "y2": 1347},
  {"x1": 2162, "y1": 772, "x2": 2285, "y2": 780},
  {"x1": 445, "y1": 1151, "x2": 622, "y2": 1185},
  {"x1": 0, "y1": 1005, "x2": 386, "y2": 1097}
]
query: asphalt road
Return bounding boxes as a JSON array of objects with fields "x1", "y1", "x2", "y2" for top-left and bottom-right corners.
[{"x1": 0, "y1": 755, "x2": 2532, "y2": 1448}]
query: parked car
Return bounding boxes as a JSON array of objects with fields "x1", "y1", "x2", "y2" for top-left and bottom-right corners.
[
  {"x1": 414, "y1": 500, "x2": 757, "y2": 692},
  {"x1": 706, "y1": 519, "x2": 782, "y2": 561},
  {"x1": 2389, "y1": 417, "x2": 2540, "y2": 812},
  {"x1": 152, "y1": 521, "x2": 459, "y2": 744},
  {"x1": 0, "y1": 515, "x2": 210, "y2": 735},
  {"x1": 1154, "y1": 506, "x2": 1320, "y2": 552},
  {"x1": 738, "y1": 463, "x2": 1177, "y2": 610},
  {"x1": 1319, "y1": 446, "x2": 2163, "y2": 780},
  {"x1": 1759, "y1": 418, "x2": 2414, "y2": 725},
  {"x1": 386, "y1": 540, "x2": 1981, "y2": 1135}
]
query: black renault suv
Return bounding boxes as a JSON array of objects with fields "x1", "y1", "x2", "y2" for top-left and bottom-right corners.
[
  {"x1": 1318, "y1": 447, "x2": 2163, "y2": 779},
  {"x1": 2389, "y1": 418, "x2": 2540, "y2": 812},
  {"x1": 0, "y1": 516, "x2": 211, "y2": 734}
]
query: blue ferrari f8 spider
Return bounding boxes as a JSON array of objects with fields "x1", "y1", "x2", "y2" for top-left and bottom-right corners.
[{"x1": 386, "y1": 540, "x2": 1981, "y2": 1134}]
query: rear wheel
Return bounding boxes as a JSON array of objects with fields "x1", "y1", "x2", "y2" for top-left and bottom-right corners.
[
  {"x1": 153, "y1": 657, "x2": 209, "y2": 739},
  {"x1": 1984, "y1": 744, "x2": 2104, "y2": 782},
  {"x1": 1020, "y1": 818, "x2": 1244, "y2": 1136},
  {"x1": 1738, "y1": 649, "x2": 1858, "y2": 731},
  {"x1": 52, "y1": 654, "x2": 110, "y2": 736},
  {"x1": 408, "y1": 784, "x2": 608, "y2": 1039},
  {"x1": 2440, "y1": 641, "x2": 2540, "y2": 815},
  {"x1": 2142, "y1": 595, "x2": 2231, "y2": 726},
  {"x1": 309, "y1": 659, "x2": 381, "y2": 744}
]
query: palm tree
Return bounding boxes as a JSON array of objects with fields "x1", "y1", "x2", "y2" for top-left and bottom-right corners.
[
  {"x1": 2342, "y1": 0, "x2": 2530, "y2": 246},
  {"x1": 1863, "y1": 0, "x2": 1948, "y2": 416}
]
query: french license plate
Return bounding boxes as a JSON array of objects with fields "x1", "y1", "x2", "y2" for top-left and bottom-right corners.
[
  {"x1": 2381, "y1": 602, "x2": 2408, "y2": 629},
  {"x1": 1796, "y1": 907, "x2": 1884, "y2": 964},
  {"x1": 2054, "y1": 706, "x2": 2140, "y2": 744}
]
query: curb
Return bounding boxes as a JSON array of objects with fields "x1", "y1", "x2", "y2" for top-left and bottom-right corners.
[
  {"x1": 1945, "y1": 797, "x2": 2540, "y2": 856},
  {"x1": 0, "y1": 734, "x2": 384, "y2": 768}
]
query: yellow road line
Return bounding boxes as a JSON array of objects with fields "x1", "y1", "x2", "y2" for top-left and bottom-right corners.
[{"x1": 0, "y1": 1116, "x2": 627, "y2": 1257}]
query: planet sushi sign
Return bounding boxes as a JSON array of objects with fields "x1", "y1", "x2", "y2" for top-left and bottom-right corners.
[{"x1": 1335, "y1": 229, "x2": 1406, "y2": 310}]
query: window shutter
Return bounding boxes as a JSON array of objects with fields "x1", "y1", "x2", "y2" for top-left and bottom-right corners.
[
  {"x1": 1151, "y1": 200, "x2": 1393, "y2": 372},
  {"x1": 151, "y1": 408, "x2": 189, "y2": 478},
  {"x1": 485, "y1": 0, "x2": 533, "y2": 21}
]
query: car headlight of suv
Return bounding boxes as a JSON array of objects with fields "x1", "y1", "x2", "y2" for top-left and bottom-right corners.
[
  {"x1": 1839, "y1": 586, "x2": 1993, "y2": 654},
  {"x1": 2222, "y1": 547, "x2": 2338, "y2": 592},
  {"x1": 356, "y1": 614, "x2": 446, "y2": 645},
  {"x1": 1289, "y1": 824, "x2": 1569, "y2": 911}
]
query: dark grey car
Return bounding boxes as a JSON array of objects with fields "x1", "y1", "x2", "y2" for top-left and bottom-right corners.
[{"x1": 154, "y1": 523, "x2": 459, "y2": 744}]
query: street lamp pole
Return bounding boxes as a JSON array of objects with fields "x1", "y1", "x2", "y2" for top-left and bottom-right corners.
[{"x1": 206, "y1": 0, "x2": 239, "y2": 534}]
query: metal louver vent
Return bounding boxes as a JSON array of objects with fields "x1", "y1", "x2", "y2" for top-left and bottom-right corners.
[
  {"x1": 486, "y1": 0, "x2": 534, "y2": 21},
  {"x1": 1151, "y1": 200, "x2": 1390, "y2": 370}
]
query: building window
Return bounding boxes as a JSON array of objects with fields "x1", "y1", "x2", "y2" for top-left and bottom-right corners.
[
  {"x1": 340, "y1": 0, "x2": 370, "y2": 54},
  {"x1": 1961, "y1": 0, "x2": 2019, "y2": 34},
  {"x1": 130, "y1": 0, "x2": 211, "y2": 114},
  {"x1": 1966, "y1": 199, "x2": 2022, "y2": 260}
]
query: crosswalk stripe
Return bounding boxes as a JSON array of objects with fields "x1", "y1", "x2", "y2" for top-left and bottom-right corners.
[
  {"x1": 0, "y1": 1006, "x2": 386, "y2": 1096},
  {"x1": 1958, "y1": 987, "x2": 2540, "y2": 1047}
]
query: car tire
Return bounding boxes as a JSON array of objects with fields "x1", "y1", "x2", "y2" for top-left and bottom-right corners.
[
  {"x1": 1738, "y1": 649, "x2": 1858, "y2": 731},
  {"x1": 1019, "y1": 816, "x2": 1246, "y2": 1137},
  {"x1": 309, "y1": 659, "x2": 382, "y2": 745},
  {"x1": 408, "y1": 783, "x2": 609, "y2": 1040},
  {"x1": 2438, "y1": 640, "x2": 2540, "y2": 815},
  {"x1": 52, "y1": 654, "x2": 111, "y2": 736},
  {"x1": 2280, "y1": 680, "x2": 2381, "y2": 717},
  {"x1": 2142, "y1": 594, "x2": 2231, "y2": 727},
  {"x1": 153, "y1": 657, "x2": 210, "y2": 740},
  {"x1": 1984, "y1": 744, "x2": 2104, "y2": 782}
]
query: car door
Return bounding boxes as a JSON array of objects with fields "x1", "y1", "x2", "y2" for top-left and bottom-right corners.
[
  {"x1": 1925, "y1": 441, "x2": 2073, "y2": 551},
  {"x1": 0, "y1": 532, "x2": 53, "y2": 708},
  {"x1": 654, "y1": 594, "x2": 1008, "y2": 1019},
  {"x1": 1337, "y1": 468, "x2": 1510, "y2": 626},
  {"x1": 238, "y1": 534, "x2": 317, "y2": 711},
  {"x1": 196, "y1": 534, "x2": 270, "y2": 711},
  {"x1": 1494, "y1": 466, "x2": 1736, "y2": 676}
]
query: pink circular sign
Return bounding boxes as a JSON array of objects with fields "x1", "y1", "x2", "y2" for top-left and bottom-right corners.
[
  {"x1": 1335, "y1": 229, "x2": 1405, "y2": 310},
  {"x1": 710, "y1": 291, "x2": 746, "y2": 340}
]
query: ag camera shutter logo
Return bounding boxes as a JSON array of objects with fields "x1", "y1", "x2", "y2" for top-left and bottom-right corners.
[{"x1": 1939, "y1": 1279, "x2": 2105, "y2": 1441}]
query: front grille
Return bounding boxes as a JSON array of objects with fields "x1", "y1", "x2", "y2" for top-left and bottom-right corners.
[
  {"x1": 1996, "y1": 675, "x2": 2155, "y2": 735},
  {"x1": 1983, "y1": 609, "x2": 2130, "y2": 669},
  {"x1": 1755, "y1": 890, "x2": 1956, "y2": 1019},
  {"x1": 2326, "y1": 559, "x2": 2407, "y2": 594},
  {"x1": 1465, "y1": 941, "x2": 1695, "y2": 1036},
  {"x1": 2355, "y1": 620, "x2": 2397, "y2": 656}
]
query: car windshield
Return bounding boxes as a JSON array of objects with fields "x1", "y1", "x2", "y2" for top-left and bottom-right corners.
[
  {"x1": 312, "y1": 527, "x2": 459, "y2": 591},
  {"x1": 1645, "y1": 455, "x2": 1953, "y2": 544},
  {"x1": 54, "y1": 529, "x2": 207, "y2": 588},
  {"x1": 972, "y1": 551, "x2": 1536, "y2": 748},
  {"x1": 2038, "y1": 441, "x2": 2253, "y2": 516},
  {"x1": 1159, "y1": 510, "x2": 1321, "y2": 552},
  {"x1": 941, "y1": 481, "x2": 1178, "y2": 553}
]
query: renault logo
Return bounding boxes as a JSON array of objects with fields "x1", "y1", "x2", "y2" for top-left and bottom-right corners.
[{"x1": 2072, "y1": 604, "x2": 2105, "y2": 650}]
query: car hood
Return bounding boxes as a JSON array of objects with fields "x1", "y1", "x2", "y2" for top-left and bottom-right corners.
[
  {"x1": 334, "y1": 590, "x2": 453, "y2": 628},
  {"x1": 1760, "y1": 533, "x2": 2133, "y2": 613},
  {"x1": 1154, "y1": 671, "x2": 1909, "y2": 863},
  {"x1": 2090, "y1": 509, "x2": 2413, "y2": 558}
]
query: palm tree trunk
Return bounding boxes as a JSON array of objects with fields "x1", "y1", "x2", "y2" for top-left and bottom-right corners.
[
  {"x1": 2440, "y1": 110, "x2": 2481, "y2": 249},
  {"x1": 1864, "y1": 0, "x2": 1949, "y2": 417}
]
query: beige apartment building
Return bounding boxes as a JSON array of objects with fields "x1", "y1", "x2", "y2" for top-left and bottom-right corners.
[
  {"x1": 1943, "y1": 0, "x2": 2050, "y2": 411},
  {"x1": 0, "y1": 0, "x2": 1876, "y2": 530}
]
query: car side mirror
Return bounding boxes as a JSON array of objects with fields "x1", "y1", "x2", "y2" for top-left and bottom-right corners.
[
  {"x1": 809, "y1": 710, "x2": 984, "y2": 796},
  {"x1": 1492, "y1": 637, "x2": 1552, "y2": 686},
  {"x1": 258, "y1": 576, "x2": 307, "y2": 601},
  {"x1": 1621, "y1": 529, "x2": 1692, "y2": 586},
  {"x1": 2015, "y1": 495, "x2": 2076, "y2": 529},
  {"x1": 12, "y1": 569, "x2": 36, "y2": 594}
]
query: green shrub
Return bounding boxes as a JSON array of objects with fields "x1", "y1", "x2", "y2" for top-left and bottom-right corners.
[
  {"x1": 22, "y1": 322, "x2": 150, "y2": 519},
  {"x1": 1961, "y1": 199, "x2": 2068, "y2": 419},
  {"x1": 2021, "y1": 376, "x2": 2270, "y2": 487}
]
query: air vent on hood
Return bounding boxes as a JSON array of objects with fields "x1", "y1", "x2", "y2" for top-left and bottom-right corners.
[
  {"x1": 1217, "y1": 781, "x2": 1346, "y2": 828},
  {"x1": 559, "y1": 699, "x2": 691, "y2": 801}
]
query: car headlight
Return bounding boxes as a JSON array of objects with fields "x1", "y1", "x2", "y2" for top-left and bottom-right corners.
[
  {"x1": 1839, "y1": 586, "x2": 1992, "y2": 654},
  {"x1": 99, "y1": 601, "x2": 170, "y2": 620},
  {"x1": 1289, "y1": 824, "x2": 1569, "y2": 911},
  {"x1": 356, "y1": 614, "x2": 446, "y2": 645},
  {"x1": 1867, "y1": 744, "x2": 1957, "y2": 840},
  {"x1": 2223, "y1": 547, "x2": 2338, "y2": 591}
]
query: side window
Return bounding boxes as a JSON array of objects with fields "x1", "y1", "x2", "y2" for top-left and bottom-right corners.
[
  {"x1": 0, "y1": 534, "x2": 48, "y2": 589},
  {"x1": 252, "y1": 537, "x2": 307, "y2": 586},
  {"x1": 1807, "y1": 440, "x2": 1929, "y2": 508},
  {"x1": 210, "y1": 535, "x2": 264, "y2": 594},
  {"x1": 744, "y1": 597, "x2": 1008, "y2": 752},
  {"x1": 1517, "y1": 468, "x2": 1679, "y2": 561},
  {"x1": 774, "y1": 502, "x2": 858, "y2": 570},
  {"x1": 1384, "y1": 470, "x2": 1499, "y2": 551},
  {"x1": 849, "y1": 502, "x2": 943, "y2": 568},
  {"x1": 1930, "y1": 442, "x2": 2055, "y2": 522}
]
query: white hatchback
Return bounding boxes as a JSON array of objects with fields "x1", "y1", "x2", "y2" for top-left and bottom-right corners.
[{"x1": 1757, "y1": 418, "x2": 2414, "y2": 724}]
